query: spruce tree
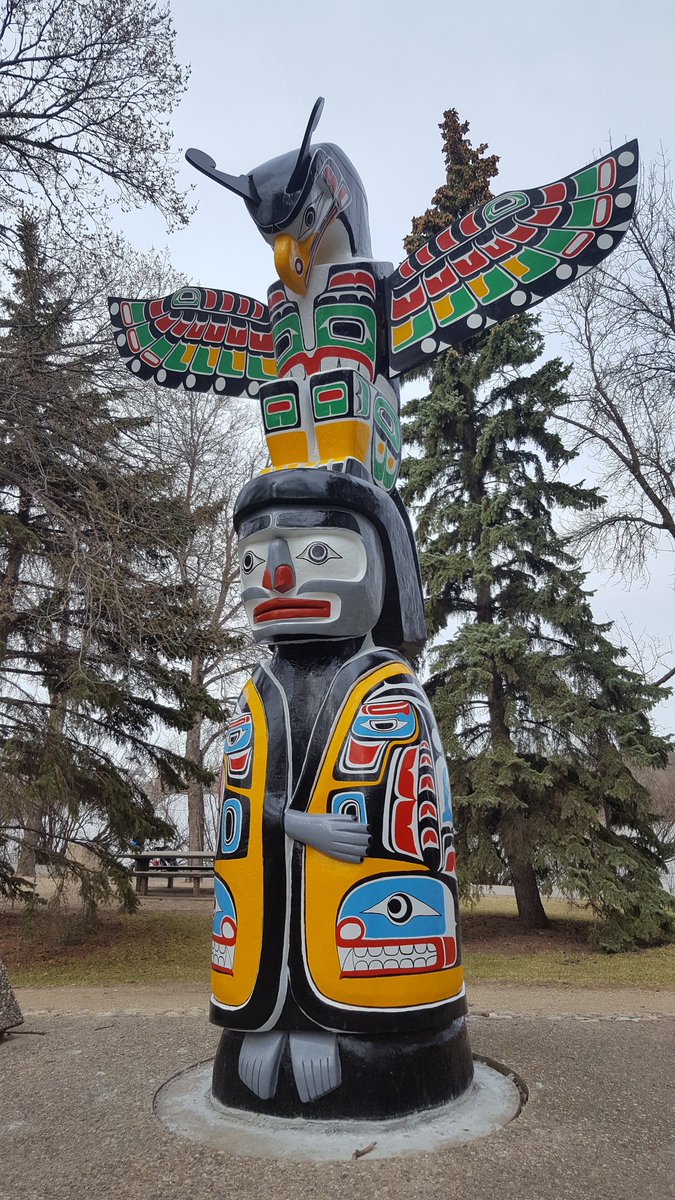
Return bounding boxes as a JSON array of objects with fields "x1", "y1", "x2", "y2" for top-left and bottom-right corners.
[
  {"x1": 0, "y1": 215, "x2": 222, "y2": 907},
  {"x1": 402, "y1": 112, "x2": 674, "y2": 949}
]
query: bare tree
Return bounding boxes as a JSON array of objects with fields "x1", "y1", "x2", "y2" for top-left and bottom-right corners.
[
  {"x1": 0, "y1": 0, "x2": 189, "y2": 238},
  {"x1": 123, "y1": 385, "x2": 264, "y2": 885},
  {"x1": 552, "y1": 158, "x2": 675, "y2": 686}
]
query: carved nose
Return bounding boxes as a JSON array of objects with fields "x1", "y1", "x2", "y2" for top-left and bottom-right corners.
[{"x1": 262, "y1": 563, "x2": 295, "y2": 593}]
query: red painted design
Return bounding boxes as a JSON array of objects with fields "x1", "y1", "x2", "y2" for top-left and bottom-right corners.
[
  {"x1": 416, "y1": 244, "x2": 434, "y2": 267},
  {"x1": 542, "y1": 181, "x2": 567, "y2": 203},
  {"x1": 424, "y1": 261, "x2": 459, "y2": 298},
  {"x1": 250, "y1": 329, "x2": 274, "y2": 353},
  {"x1": 391, "y1": 282, "x2": 426, "y2": 320},
  {"x1": 272, "y1": 564, "x2": 295, "y2": 593},
  {"x1": 346, "y1": 739, "x2": 381, "y2": 769},
  {"x1": 459, "y1": 210, "x2": 481, "y2": 236},
  {"x1": 454, "y1": 247, "x2": 490, "y2": 278},
  {"x1": 148, "y1": 298, "x2": 164, "y2": 319},
  {"x1": 204, "y1": 321, "x2": 227, "y2": 343},
  {"x1": 330, "y1": 270, "x2": 376, "y2": 294},
  {"x1": 528, "y1": 206, "x2": 563, "y2": 227},
  {"x1": 505, "y1": 223, "x2": 538, "y2": 244},
  {"x1": 437, "y1": 227, "x2": 459, "y2": 253},
  {"x1": 316, "y1": 387, "x2": 346, "y2": 405},
  {"x1": 253, "y1": 597, "x2": 330, "y2": 623},
  {"x1": 186, "y1": 320, "x2": 207, "y2": 341},
  {"x1": 279, "y1": 346, "x2": 375, "y2": 381},
  {"x1": 421, "y1": 828, "x2": 440, "y2": 850},
  {"x1": 226, "y1": 324, "x2": 247, "y2": 347},
  {"x1": 228, "y1": 749, "x2": 251, "y2": 775},
  {"x1": 481, "y1": 234, "x2": 517, "y2": 260}
]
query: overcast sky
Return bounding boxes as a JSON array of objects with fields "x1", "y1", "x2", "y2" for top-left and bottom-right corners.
[{"x1": 118, "y1": 0, "x2": 675, "y2": 731}]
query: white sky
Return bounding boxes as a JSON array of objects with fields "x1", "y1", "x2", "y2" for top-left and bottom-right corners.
[{"x1": 118, "y1": 0, "x2": 675, "y2": 732}]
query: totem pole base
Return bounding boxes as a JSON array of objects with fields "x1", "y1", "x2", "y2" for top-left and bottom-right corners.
[
  {"x1": 211, "y1": 1018, "x2": 473, "y2": 1119},
  {"x1": 154, "y1": 1053, "x2": 524, "y2": 1161}
]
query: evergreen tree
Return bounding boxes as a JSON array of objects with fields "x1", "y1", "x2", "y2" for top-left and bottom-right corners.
[
  {"x1": 0, "y1": 215, "x2": 221, "y2": 908},
  {"x1": 402, "y1": 112, "x2": 674, "y2": 949}
]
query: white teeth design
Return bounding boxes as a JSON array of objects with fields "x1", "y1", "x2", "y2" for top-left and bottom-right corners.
[
  {"x1": 338, "y1": 941, "x2": 439, "y2": 974},
  {"x1": 211, "y1": 942, "x2": 235, "y2": 972}
]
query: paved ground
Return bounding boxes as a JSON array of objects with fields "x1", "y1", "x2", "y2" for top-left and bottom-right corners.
[
  {"x1": 1, "y1": 985, "x2": 673, "y2": 1200},
  {"x1": 14, "y1": 980, "x2": 675, "y2": 1018}
]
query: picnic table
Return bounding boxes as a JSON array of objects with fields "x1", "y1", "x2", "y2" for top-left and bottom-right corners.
[{"x1": 122, "y1": 849, "x2": 214, "y2": 896}]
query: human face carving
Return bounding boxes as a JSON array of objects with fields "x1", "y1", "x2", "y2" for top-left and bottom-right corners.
[{"x1": 238, "y1": 508, "x2": 385, "y2": 643}]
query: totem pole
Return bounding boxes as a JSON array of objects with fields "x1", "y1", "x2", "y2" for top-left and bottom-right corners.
[{"x1": 110, "y1": 99, "x2": 637, "y2": 1118}]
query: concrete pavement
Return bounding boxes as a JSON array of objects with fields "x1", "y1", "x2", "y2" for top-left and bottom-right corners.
[{"x1": 1, "y1": 991, "x2": 673, "y2": 1200}]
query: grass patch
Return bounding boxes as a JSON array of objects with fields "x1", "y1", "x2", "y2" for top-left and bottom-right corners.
[
  {"x1": 4, "y1": 912, "x2": 210, "y2": 988},
  {"x1": 464, "y1": 945, "x2": 674, "y2": 987},
  {"x1": 2, "y1": 894, "x2": 673, "y2": 990}
]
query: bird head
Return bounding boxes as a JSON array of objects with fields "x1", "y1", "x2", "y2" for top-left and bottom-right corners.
[{"x1": 186, "y1": 98, "x2": 372, "y2": 295}]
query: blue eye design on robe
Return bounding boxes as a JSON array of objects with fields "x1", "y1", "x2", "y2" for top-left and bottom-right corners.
[{"x1": 335, "y1": 875, "x2": 456, "y2": 976}]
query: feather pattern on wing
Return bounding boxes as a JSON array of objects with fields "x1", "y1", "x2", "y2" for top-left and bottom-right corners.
[
  {"x1": 386, "y1": 140, "x2": 639, "y2": 375},
  {"x1": 108, "y1": 286, "x2": 277, "y2": 396}
]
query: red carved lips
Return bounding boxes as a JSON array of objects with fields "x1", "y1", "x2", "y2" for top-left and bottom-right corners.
[{"x1": 253, "y1": 598, "x2": 331, "y2": 623}]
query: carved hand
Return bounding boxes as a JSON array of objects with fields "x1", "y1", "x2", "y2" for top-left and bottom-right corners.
[{"x1": 284, "y1": 811, "x2": 371, "y2": 863}]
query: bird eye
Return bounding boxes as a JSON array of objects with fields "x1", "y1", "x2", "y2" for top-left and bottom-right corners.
[
  {"x1": 304, "y1": 205, "x2": 316, "y2": 229},
  {"x1": 241, "y1": 549, "x2": 264, "y2": 574},
  {"x1": 363, "y1": 892, "x2": 440, "y2": 924},
  {"x1": 297, "y1": 541, "x2": 341, "y2": 565}
]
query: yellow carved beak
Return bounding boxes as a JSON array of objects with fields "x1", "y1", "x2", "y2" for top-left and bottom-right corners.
[{"x1": 274, "y1": 232, "x2": 316, "y2": 295}]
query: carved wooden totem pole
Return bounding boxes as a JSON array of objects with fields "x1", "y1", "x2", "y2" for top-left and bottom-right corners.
[{"x1": 110, "y1": 99, "x2": 637, "y2": 1117}]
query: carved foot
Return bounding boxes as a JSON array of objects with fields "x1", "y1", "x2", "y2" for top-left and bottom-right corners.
[
  {"x1": 289, "y1": 1031, "x2": 342, "y2": 1102},
  {"x1": 238, "y1": 1031, "x2": 286, "y2": 1100}
]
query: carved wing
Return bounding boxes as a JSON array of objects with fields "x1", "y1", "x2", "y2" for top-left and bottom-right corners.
[
  {"x1": 108, "y1": 286, "x2": 277, "y2": 396},
  {"x1": 387, "y1": 140, "x2": 639, "y2": 375}
]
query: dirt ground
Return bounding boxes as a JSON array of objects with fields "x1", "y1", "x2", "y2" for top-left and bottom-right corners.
[{"x1": 13, "y1": 978, "x2": 675, "y2": 1018}]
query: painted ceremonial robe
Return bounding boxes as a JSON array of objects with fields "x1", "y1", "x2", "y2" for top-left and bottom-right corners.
[{"x1": 210, "y1": 647, "x2": 466, "y2": 1036}]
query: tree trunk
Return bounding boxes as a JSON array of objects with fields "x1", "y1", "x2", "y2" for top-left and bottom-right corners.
[
  {"x1": 16, "y1": 681, "x2": 68, "y2": 880},
  {"x1": 0, "y1": 488, "x2": 30, "y2": 660},
  {"x1": 186, "y1": 707, "x2": 204, "y2": 895},
  {"x1": 16, "y1": 822, "x2": 39, "y2": 879},
  {"x1": 507, "y1": 853, "x2": 549, "y2": 929}
]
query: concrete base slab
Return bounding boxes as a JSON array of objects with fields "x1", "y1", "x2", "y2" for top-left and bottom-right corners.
[{"x1": 154, "y1": 1056, "x2": 524, "y2": 1161}]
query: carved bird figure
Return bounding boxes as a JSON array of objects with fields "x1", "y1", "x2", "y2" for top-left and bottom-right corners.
[{"x1": 109, "y1": 98, "x2": 638, "y2": 495}]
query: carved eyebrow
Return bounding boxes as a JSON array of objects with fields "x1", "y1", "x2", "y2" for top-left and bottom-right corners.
[
  {"x1": 238, "y1": 515, "x2": 271, "y2": 537},
  {"x1": 274, "y1": 510, "x2": 361, "y2": 532}
]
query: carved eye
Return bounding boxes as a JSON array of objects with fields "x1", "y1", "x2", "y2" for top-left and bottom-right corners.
[
  {"x1": 297, "y1": 541, "x2": 341, "y2": 565},
  {"x1": 304, "y1": 205, "x2": 316, "y2": 229},
  {"x1": 241, "y1": 549, "x2": 264, "y2": 574},
  {"x1": 364, "y1": 892, "x2": 440, "y2": 924}
]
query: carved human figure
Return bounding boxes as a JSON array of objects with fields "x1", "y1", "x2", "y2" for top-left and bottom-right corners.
[{"x1": 209, "y1": 468, "x2": 468, "y2": 1109}]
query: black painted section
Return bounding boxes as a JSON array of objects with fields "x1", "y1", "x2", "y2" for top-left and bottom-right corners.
[{"x1": 210, "y1": 1018, "x2": 474, "y2": 1120}]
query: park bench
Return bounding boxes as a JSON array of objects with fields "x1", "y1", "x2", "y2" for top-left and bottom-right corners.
[{"x1": 122, "y1": 850, "x2": 214, "y2": 896}]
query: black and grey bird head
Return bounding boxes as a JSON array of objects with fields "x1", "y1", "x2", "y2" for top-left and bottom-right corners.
[{"x1": 186, "y1": 98, "x2": 372, "y2": 295}]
